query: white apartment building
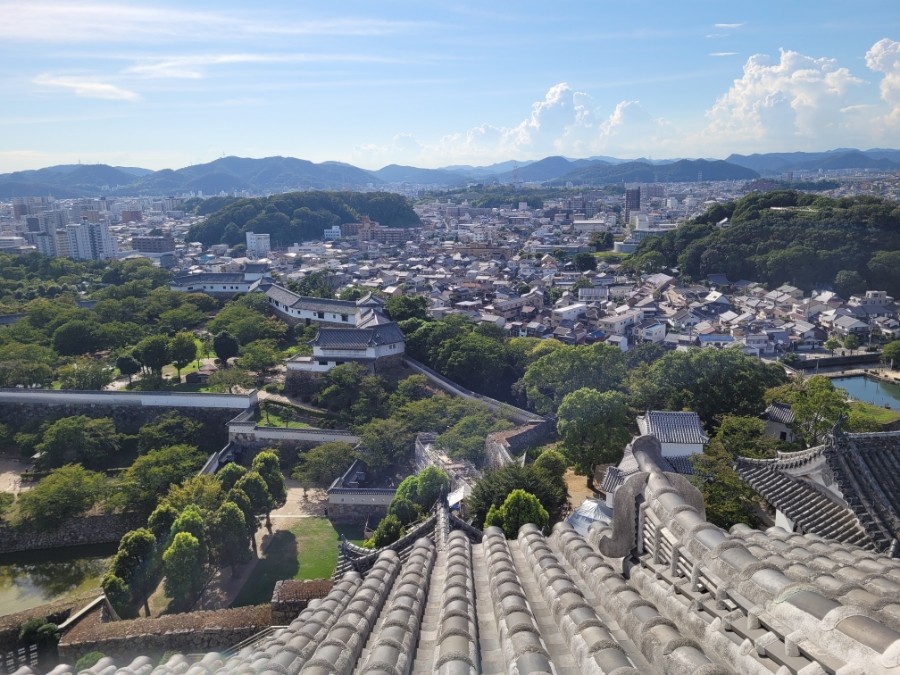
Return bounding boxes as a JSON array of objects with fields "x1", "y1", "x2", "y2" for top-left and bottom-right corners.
[{"x1": 246, "y1": 231, "x2": 271, "y2": 258}]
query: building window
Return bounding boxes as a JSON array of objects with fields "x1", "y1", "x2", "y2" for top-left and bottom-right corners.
[{"x1": 341, "y1": 314, "x2": 349, "y2": 322}]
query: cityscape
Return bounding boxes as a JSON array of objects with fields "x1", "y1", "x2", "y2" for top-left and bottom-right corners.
[{"x1": 1, "y1": 2, "x2": 900, "y2": 674}]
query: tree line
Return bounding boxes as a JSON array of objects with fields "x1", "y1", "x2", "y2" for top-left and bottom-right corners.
[
  {"x1": 186, "y1": 191, "x2": 421, "y2": 247},
  {"x1": 631, "y1": 191, "x2": 900, "y2": 296}
]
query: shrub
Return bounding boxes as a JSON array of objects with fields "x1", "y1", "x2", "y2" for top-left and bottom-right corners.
[{"x1": 75, "y1": 652, "x2": 106, "y2": 671}]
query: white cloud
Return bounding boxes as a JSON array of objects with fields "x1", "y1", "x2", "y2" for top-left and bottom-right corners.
[
  {"x1": 865, "y1": 38, "x2": 900, "y2": 128},
  {"x1": 709, "y1": 52, "x2": 738, "y2": 58},
  {"x1": 32, "y1": 74, "x2": 140, "y2": 101},
  {"x1": 714, "y1": 23, "x2": 744, "y2": 29},
  {"x1": 0, "y1": 3, "x2": 427, "y2": 43},
  {"x1": 702, "y1": 48, "x2": 865, "y2": 152},
  {"x1": 126, "y1": 53, "x2": 397, "y2": 79}
]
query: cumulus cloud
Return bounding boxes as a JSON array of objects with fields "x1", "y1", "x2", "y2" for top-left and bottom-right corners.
[
  {"x1": 702, "y1": 49, "x2": 865, "y2": 152},
  {"x1": 865, "y1": 38, "x2": 900, "y2": 127},
  {"x1": 32, "y1": 74, "x2": 140, "y2": 101}
]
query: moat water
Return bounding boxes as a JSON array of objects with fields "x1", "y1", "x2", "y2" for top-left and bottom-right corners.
[
  {"x1": 831, "y1": 374, "x2": 900, "y2": 409},
  {"x1": 0, "y1": 543, "x2": 116, "y2": 616}
]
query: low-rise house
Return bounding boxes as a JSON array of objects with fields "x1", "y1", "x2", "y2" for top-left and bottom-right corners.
[{"x1": 633, "y1": 319, "x2": 666, "y2": 344}]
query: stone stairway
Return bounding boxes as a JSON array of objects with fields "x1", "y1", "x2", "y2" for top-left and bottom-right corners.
[
  {"x1": 507, "y1": 541, "x2": 580, "y2": 675},
  {"x1": 472, "y1": 544, "x2": 504, "y2": 674}
]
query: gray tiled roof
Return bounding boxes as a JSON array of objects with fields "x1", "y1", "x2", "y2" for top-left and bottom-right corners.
[
  {"x1": 763, "y1": 400, "x2": 795, "y2": 425},
  {"x1": 736, "y1": 429, "x2": 900, "y2": 555},
  {"x1": 637, "y1": 410, "x2": 709, "y2": 444},
  {"x1": 312, "y1": 323, "x2": 404, "y2": 350},
  {"x1": 33, "y1": 435, "x2": 900, "y2": 675}
]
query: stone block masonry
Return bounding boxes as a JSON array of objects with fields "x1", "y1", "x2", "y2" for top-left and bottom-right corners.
[
  {"x1": 0, "y1": 512, "x2": 146, "y2": 555},
  {"x1": 58, "y1": 601, "x2": 273, "y2": 664}
]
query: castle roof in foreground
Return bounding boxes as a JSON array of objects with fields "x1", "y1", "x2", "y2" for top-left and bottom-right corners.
[{"x1": 28, "y1": 435, "x2": 900, "y2": 675}]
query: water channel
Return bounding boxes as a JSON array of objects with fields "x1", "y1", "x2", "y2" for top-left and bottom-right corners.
[
  {"x1": 0, "y1": 543, "x2": 116, "y2": 616},
  {"x1": 831, "y1": 374, "x2": 900, "y2": 409}
]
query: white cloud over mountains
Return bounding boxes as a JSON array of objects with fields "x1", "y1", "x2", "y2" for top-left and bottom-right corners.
[{"x1": 354, "y1": 38, "x2": 900, "y2": 167}]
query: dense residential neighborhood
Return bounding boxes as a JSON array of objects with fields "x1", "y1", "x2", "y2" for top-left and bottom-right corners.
[{"x1": 2, "y1": 175, "x2": 900, "y2": 675}]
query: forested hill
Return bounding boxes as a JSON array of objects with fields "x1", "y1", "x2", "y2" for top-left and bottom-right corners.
[
  {"x1": 632, "y1": 191, "x2": 900, "y2": 296},
  {"x1": 186, "y1": 191, "x2": 421, "y2": 247}
]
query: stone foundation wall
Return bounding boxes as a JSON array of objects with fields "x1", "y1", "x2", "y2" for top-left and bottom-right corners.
[
  {"x1": 484, "y1": 420, "x2": 554, "y2": 469},
  {"x1": 0, "y1": 402, "x2": 234, "y2": 450},
  {"x1": 0, "y1": 512, "x2": 146, "y2": 554},
  {"x1": 325, "y1": 502, "x2": 388, "y2": 524},
  {"x1": 58, "y1": 603, "x2": 273, "y2": 664}
]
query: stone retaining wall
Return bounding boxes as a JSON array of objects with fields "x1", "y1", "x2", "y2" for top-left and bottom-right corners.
[
  {"x1": 484, "y1": 420, "x2": 554, "y2": 469},
  {"x1": 0, "y1": 512, "x2": 146, "y2": 555},
  {"x1": 325, "y1": 502, "x2": 389, "y2": 524},
  {"x1": 58, "y1": 602, "x2": 273, "y2": 663}
]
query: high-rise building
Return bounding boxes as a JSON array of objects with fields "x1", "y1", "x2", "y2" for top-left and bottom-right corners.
[
  {"x1": 624, "y1": 187, "x2": 641, "y2": 223},
  {"x1": 66, "y1": 220, "x2": 116, "y2": 260}
]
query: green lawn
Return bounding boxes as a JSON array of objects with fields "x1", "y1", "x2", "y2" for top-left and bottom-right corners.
[
  {"x1": 849, "y1": 401, "x2": 900, "y2": 428},
  {"x1": 257, "y1": 407, "x2": 311, "y2": 428},
  {"x1": 232, "y1": 518, "x2": 365, "y2": 607}
]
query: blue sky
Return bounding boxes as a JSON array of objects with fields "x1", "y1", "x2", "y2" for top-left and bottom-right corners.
[{"x1": 1, "y1": 1, "x2": 898, "y2": 172}]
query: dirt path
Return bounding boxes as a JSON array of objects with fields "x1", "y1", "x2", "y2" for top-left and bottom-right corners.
[{"x1": 0, "y1": 456, "x2": 31, "y2": 495}]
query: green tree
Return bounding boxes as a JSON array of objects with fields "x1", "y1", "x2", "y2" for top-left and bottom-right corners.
[
  {"x1": 226, "y1": 489, "x2": 260, "y2": 554},
  {"x1": 524, "y1": 343, "x2": 626, "y2": 415},
  {"x1": 210, "y1": 501, "x2": 250, "y2": 574},
  {"x1": 387, "y1": 497, "x2": 418, "y2": 526},
  {"x1": 251, "y1": 450, "x2": 287, "y2": 514},
  {"x1": 628, "y1": 348, "x2": 787, "y2": 429},
  {"x1": 385, "y1": 295, "x2": 428, "y2": 322},
  {"x1": 315, "y1": 363, "x2": 368, "y2": 412},
  {"x1": 690, "y1": 441, "x2": 762, "y2": 529},
  {"x1": 293, "y1": 442, "x2": 356, "y2": 490},
  {"x1": 532, "y1": 449, "x2": 567, "y2": 480},
  {"x1": 833, "y1": 269, "x2": 866, "y2": 298},
  {"x1": 766, "y1": 375, "x2": 848, "y2": 446},
  {"x1": 207, "y1": 367, "x2": 254, "y2": 393},
  {"x1": 162, "y1": 474, "x2": 224, "y2": 514},
  {"x1": 168, "y1": 332, "x2": 198, "y2": 381},
  {"x1": 52, "y1": 320, "x2": 100, "y2": 356},
  {"x1": 843, "y1": 334, "x2": 860, "y2": 353},
  {"x1": 239, "y1": 340, "x2": 280, "y2": 384},
  {"x1": 234, "y1": 471, "x2": 273, "y2": 529},
  {"x1": 35, "y1": 415, "x2": 119, "y2": 468},
  {"x1": 170, "y1": 505, "x2": 209, "y2": 564},
  {"x1": 357, "y1": 417, "x2": 414, "y2": 473},
  {"x1": 213, "y1": 331, "x2": 240, "y2": 368},
  {"x1": 217, "y1": 462, "x2": 248, "y2": 492},
  {"x1": 116, "y1": 354, "x2": 141, "y2": 384},
  {"x1": 467, "y1": 464, "x2": 567, "y2": 529},
  {"x1": 135, "y1": 335, "x2": 171, "y2": 376},
  {"x1": 489, "y1": 489, "x2": 549, "y2": 539},
  {"x1": 137, "y1": 411, "x2": 204, "y2": 453},
  {"x1": 556, "y1": 388, "x2": 631, "y2": 473},
  {"x1": 57, "y1": 358, "x2": 114, "y2": 391},
  {"x1": 883, "y1": 340, "x2": 900, "y2": 368},
  {"x1": 17, "y1": 464, "x2": 106, "y2": 530},
  {"x1": 824, "y1": 337, "x2": 842, "y2": 357},
  {"x1": 107, "y1": 528, "x2": 157, "y2": 617},
  {"x1": 573, "y1": 252, "x2": 597, "y2": 272},
  {"x1": 147, "y1": 502, "x2": 178, "y2": 543},
  {"x1": 370, "y1": 514, "x2": 403, "y2": 547},
  {"x1": 162, "y1": 532, "x2": 205, "y2": 602},
  {"x1": 119, "y1": 444, "x2": 205, "y2": 512}
]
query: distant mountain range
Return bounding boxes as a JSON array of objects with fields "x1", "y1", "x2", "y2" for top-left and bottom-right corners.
[{"x1": 1, "y1": 148, "x2": 898, "y2": 199}]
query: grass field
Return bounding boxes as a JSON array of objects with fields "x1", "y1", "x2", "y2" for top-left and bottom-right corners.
[
  {"x1": 849, "y1": 400, "x2": 900, "y2": 428},
  {"x1": 232, "y1": 518, "x2": 365, "y2": 607}
]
